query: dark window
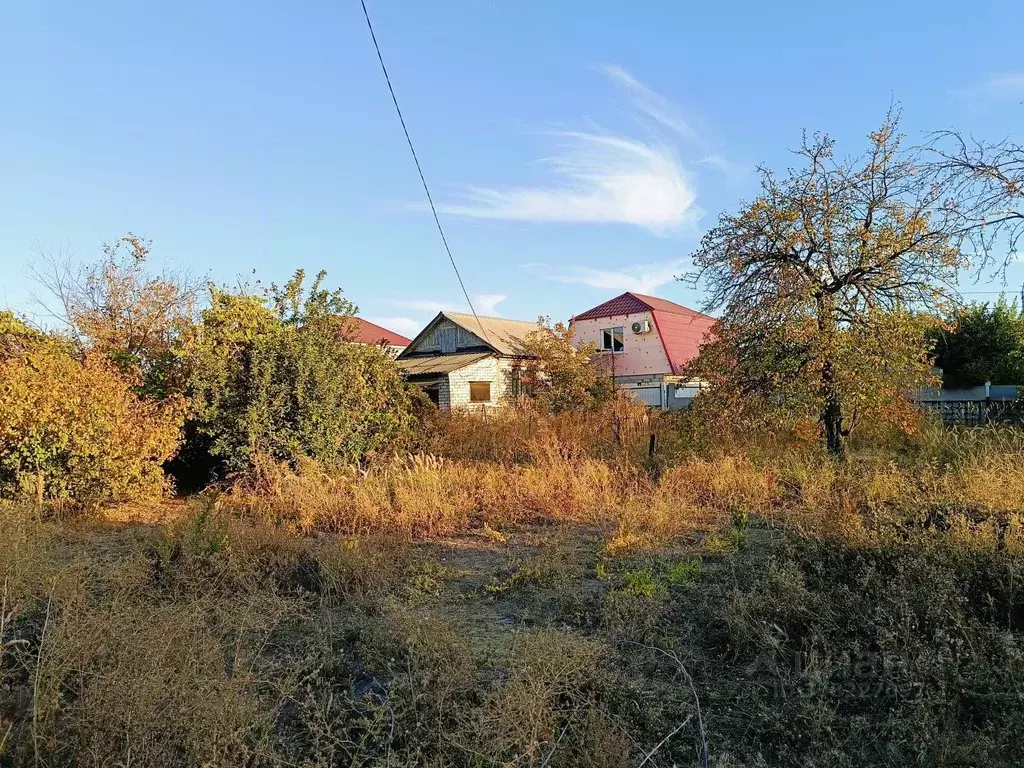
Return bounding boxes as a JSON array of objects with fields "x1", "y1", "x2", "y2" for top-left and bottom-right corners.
[
  {"x1": 509, "y1": 366, "x2": 524, "y2": 399},
  {"x1": 601, "y1": 327, "x2": 624, "y2": 352},
  {"x1": 469, "y1": 381, "x2": 491, "y2": 402}
]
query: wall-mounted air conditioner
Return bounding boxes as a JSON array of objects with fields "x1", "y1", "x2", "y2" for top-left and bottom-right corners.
[{"x1": 630, "y1": 320, "x2": 651, "y2": 334}]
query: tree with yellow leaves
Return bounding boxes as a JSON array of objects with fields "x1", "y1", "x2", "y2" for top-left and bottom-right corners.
[
  {"x1": 512, "y1": 318, "x2": 615, "y2": 412},
  {"x1": 30, "y1": 233, "x2": 199, "y2": 399},
  {"x1": 0, "y1": 313, "x2": 184, "y2": 507},
  {"x1": 685, "y1": 109, "x2": 986, "y2": 457}
]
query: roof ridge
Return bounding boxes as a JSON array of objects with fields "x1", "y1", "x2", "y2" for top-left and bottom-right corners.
[
  {"x1": 443, "y1": 310, "x2": 536, "y2": 324},
  {"x1": 635, "y1": 293, "x2": 716, "y2": 320}
]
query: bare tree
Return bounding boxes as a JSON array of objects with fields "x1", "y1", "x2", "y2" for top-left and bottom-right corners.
[
  {"x1": 29, "y1": 233, "x2": 201, "y2": 396},
  {"x1": 685, "y1": 109, "x2": 991, "y2": 456},
  {"x1": 926, "y1": 131, "x2": 1024, "y2": 276}
]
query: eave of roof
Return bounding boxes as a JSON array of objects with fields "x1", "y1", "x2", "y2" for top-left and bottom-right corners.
[{"x1": 397, "y1": 352, "x2": 492, "y2": 376}]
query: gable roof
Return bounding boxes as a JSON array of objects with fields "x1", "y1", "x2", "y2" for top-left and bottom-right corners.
[
  {"x1": 400, "y1": 311, "x2": 540, "y2": 358},
  {"x1": 572, "y1": 292, "x2": 710, "y2": 322},
  {"x1": 572, "y1": 292, "x2": 717, "y2": 374},
  {"x1": 444, "y1": 312, "x2": 539, "y2": 356},
  {"x1": 343, "y1": 317, "x2": 412, "y2": 347}
]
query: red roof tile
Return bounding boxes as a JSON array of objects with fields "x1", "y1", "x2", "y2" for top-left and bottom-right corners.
[
  {"x1": 343, "y1": 317, "x2": 412, "y2": 346},
  {"x1": 571, "y1": 293, "x2": 651, "y2": 321},
  {"x1": 572, "y1": 292, "x2": 717, "y2": 374}
]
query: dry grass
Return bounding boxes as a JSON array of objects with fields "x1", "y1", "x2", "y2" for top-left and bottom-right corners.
[
  {"x1": 4, "y1": 412, "x2": 1024, "y2": 766},
  {"x1": 224, "y1": 415, "x2": 1024, "y2": 557}
]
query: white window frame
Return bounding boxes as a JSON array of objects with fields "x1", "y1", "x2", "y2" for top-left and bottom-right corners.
[{"x1": 600, "y1": 326, "x2": 624, "y2": 353}]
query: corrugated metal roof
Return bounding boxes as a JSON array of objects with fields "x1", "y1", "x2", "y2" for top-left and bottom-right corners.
[
  {"x1": 649, "y1": 309, "x2": 717, "y2": 374},
  {"x1": 398, "y1": 352, "x2": 491, "y2": 376},
  {"x1": 572, "y1": 293, "x2": 650, "y2": 321},
  {"x1": 342, "y1": 317, "x2": 412, "y2": 346},
  {"x1": 442, "y1": 312, "x2": 539, "y2": 356},
  {"x1": 572, "y1": 292, "x2": 715, "y2": 322}
]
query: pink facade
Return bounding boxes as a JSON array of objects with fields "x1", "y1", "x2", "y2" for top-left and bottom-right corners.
[
  {"x1": 570, "y1": 292, "x2": 716, "y2": 380},
  {"x1": 571, "y1": 310, "x2": 672, "y2": 376}
]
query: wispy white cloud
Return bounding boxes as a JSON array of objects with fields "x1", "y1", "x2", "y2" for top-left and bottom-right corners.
[
  {"x1": 605, "y1": 65, "x2": 748, "y2": 186},
  {"x1": 952, "y1": 73, "x2": 1024, "y2": 103},
  {"x1": 985, "y1": 73, "x2": 1024, "y2": 92},
  {"x1": 525, "y1": 260, "x2": 686, "y2": 296},
  {"x1": 697, "y1": 154, "x2": 749, "y2": 187},
  {"x1": 439, "y1": 133, "x2": 699, "y2": 234},
  {"x1": 474, "y1": 293, "x2": 507, "y2": 315},
  {"x1": 392, "y1": 293, "x2": 508, "y2": 318},
  {"x1": 365, "y1": 316, "x2": 422, "y2": 338},
  {"x1": 437, "y1": 66, "x2": 745, "y2": 232},
  {"x1": 436, "y1": 65, "x2": 757, "y2": 234},
  {"x1": 601, "y1": 64, "x2": 703, "y2": 145}
]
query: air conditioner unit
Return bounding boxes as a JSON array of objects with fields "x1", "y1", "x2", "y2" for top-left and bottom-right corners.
[{"x1": 631, "y1": 320, "x2": 651, "y2": 334}]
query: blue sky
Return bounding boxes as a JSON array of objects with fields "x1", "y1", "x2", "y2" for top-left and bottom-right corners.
[{"x1": 2, "y1": 0, "x2": 1022, "y2": 337}]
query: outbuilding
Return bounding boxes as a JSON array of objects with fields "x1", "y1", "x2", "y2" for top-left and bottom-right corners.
[{"x1": 397, "y1": 311, "x2": 538, "y2": 408}]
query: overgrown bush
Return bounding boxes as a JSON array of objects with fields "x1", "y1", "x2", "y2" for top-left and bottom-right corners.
[
  {"x1": 186, "y1": 270, "x2": 415, "y2": 474},
  {"x1": 0, "y1": 315, "x2": 184, "y2": 507},
  {"x1": 513, "y1": 319, "x2": 615, "y2": 412}
]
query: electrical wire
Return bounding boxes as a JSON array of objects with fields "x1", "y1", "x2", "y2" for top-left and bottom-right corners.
[{"x1": 358, "y1": 0, "x2": 491, "y2": 344}]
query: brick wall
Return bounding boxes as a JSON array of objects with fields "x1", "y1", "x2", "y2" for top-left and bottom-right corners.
[
  {"x1": 445, "y1": 356, "x2": 512, "y2": 409},
  {"x1": 436, "y1": 376, "x2": 452, "y2": 409}
]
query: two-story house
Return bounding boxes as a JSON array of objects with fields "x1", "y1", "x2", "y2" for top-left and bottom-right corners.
[{"x1": 570, "y1": 292, "x2": 716, "y2": 409}]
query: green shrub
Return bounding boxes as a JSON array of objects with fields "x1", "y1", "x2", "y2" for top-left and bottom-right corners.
[{"x1": 186, "y1": 270, "x2": 414, "y2": 473}]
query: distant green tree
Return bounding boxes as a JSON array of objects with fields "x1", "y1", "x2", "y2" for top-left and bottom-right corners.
[
  {"x1": 186, "y1": 270, "x2": 414, "y2": 473},
  {"x1": 929, "y1": 299, "x2": 1024, "y2": 388}
]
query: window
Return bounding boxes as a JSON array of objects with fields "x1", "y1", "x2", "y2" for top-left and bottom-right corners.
[
  {"x1": 469, "y1": 381, "x2": 491, "y2": 402},
  {"x1": 601, "y1": 327, "x2": 624, "y2": 352},
  {"x1": 508, "y1": 366, "x2": 526, "y2": 399}
]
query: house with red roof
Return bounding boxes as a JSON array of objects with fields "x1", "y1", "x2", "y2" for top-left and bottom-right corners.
[
  {"x1": 343, "y1": 317, "x2": 412, "y2": 356},
  {"x1": 570, "y1": 292, "x2": 716, "y2": 409}
]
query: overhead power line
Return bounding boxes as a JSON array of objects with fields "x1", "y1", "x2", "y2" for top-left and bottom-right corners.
[{"x1": 358, "y1": 0, "x2": 491, "y2": 343}]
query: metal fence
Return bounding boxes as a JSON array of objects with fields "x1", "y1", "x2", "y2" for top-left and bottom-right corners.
[{"x1": 917, "y1": 399, "x2": 1024, "y2": 427}]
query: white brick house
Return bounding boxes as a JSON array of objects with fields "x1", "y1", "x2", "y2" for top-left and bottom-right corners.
[{"x1": 397, "y1": 312, "x2": 538, "y2": 408}]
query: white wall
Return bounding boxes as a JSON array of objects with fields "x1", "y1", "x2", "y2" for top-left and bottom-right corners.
[
  {"x1": 572, "y1": 311, "x2": 672, "y2": 376},
  {"x1": 445, "y1": 356, "x2": 514, "y2": 409}
]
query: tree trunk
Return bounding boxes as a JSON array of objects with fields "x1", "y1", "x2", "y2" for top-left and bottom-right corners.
[
  {"x1": 820, "y1": 359, "x2": 845, "y2": 460},
  {"x1": 815, "y1": 294, "x2": 846, "y2": 460},
  {"x1": 35, "y1": 459, "x2": 44, "y2": 509}
]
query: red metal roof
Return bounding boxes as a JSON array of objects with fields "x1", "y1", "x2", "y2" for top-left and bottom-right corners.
[
  {"x1": 572, "y1": 292, "x2": 717, "y2": 374},
  {"x1": 572, "y1": 293, "x2": 651, "y2": 321},
  {"x1": 344, "y1": 317, "x2": 412, "y2": 346}
]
